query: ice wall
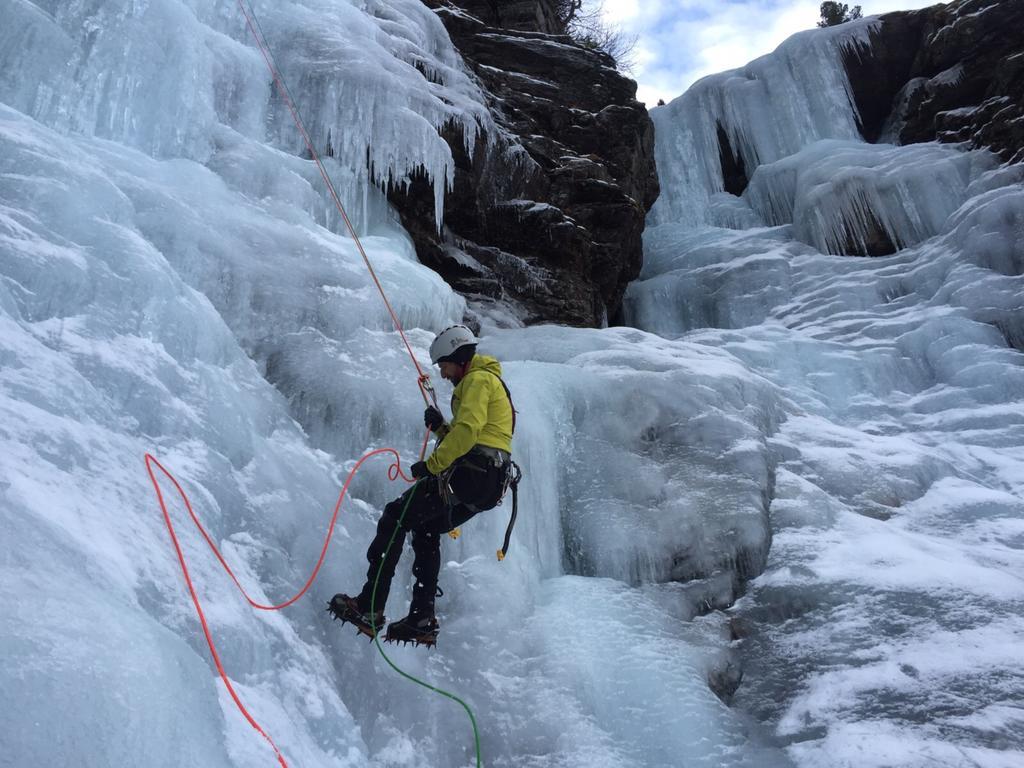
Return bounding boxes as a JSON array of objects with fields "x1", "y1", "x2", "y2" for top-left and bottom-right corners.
[
  {"x1": 488, "y1": 325, "x2": 781, "y2": 592},
  {"x1": 0, "y1": 1, "x2": 499, "y2": 765},
  {"x1": 645, "y1": 14, "x2": 1006, "y2": 261},
  {"x1": 744, "y1": 139, "x2": 999, "y2": 255},
  {"x1": 627, "y1": 8, "x2": 1024, "y2": 767},
  {"x1": 8, "y1": 0, "x2": 1017, "y2": 765},
  {"x1": 650, "y1": 19, "x2": 875, "y2": 229},
  {"x1": 0, "y1": 99, "x2": 790, "y2": 763},
  {"x1": 0, "y1": 1, "x2": 794, "y2": 766},
  {"x1": 1, "y1": 0, "x2": 491, "y2": 226},
  {"x1": 0, "y1": 101, "x2": 371, "y2": 765}
]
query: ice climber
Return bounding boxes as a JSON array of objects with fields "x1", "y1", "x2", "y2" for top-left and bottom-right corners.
[{"x1": 329, "y1": 325, "x2": 517, "y2": 647}]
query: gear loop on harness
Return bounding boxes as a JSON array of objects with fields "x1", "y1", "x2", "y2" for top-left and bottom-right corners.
[
  {"x1": 496, "y1": 461, "x2": 523, "y2": 561},
  {"x1": 432, "y1": 447, "x2": 521, "y2": 557}
]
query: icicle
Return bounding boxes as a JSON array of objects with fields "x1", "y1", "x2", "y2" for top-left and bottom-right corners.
[
  {"x1": 0, "y1": 0, "x2": 493, "y2": 235},
  {"x1": 744, "y1": 140, "x2": 998, "y2": 255},
  {"x1": 650, "y1": 18, "x2": 879, "y2": 229}
]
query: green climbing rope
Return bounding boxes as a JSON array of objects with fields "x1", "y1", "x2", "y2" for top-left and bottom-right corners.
[{"x1": 369, "y1": 480, "x2": 482, "y2": 768}]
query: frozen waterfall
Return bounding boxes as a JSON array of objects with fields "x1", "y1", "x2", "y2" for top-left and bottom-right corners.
[
  {"x1": 2, "y1": 3, "x2": 1022, "y2": 768},
  {"x1": 627, "y1": 13, "x2": 1024, "y2": 768}
]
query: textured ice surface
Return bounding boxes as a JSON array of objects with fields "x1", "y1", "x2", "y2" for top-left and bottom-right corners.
[
  {"x1": 487, "y1": 325, "x2": 782, "y2": 594},
  {"x1": 650, "y1": 18, "x2": 876, "y2": 229},
  {"x1": 1, "y1": 0, "x2": 491, "y2": 226},
  {"x1": 744, "y1": 140, "x2": 999, "y2": 255},
  {"x1": 3, "y1": 1, "x2": 1022, "y2": 766},
  {"x1": 632, "y1": 14, "x2": 1024, "y2": 767},
  {"x1": 0, "y1": 1, "x2": 789, "y2": 766}
]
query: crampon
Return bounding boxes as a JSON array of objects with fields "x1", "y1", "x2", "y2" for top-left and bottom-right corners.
[
  {"x1": 384, "y1": 614, "x2": 439, "y2": 648},
  {"x1": 327, "y1": 594, "x2": 384, "y2": 641}
]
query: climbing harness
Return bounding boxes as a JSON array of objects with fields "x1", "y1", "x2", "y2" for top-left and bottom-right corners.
[
  {"x1": 436, "y1": 445, "x2": 522, "y2": 560},
  {"x1": 437, "y1": 368, "x2": 522, "y2": 557}
]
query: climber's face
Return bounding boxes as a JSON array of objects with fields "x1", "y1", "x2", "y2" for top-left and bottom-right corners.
[{"x1": 439, "y1": 361, "x2": 462, "y2": 383}]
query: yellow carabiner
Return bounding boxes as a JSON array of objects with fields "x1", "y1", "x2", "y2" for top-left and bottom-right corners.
[{"x1": 448, "y1": 527, "x2": 461, "y2": 540}]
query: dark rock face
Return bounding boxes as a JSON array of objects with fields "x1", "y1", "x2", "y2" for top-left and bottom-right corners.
[
  {"x1": 388, "y1": 1, "x2": 659, "y2": 327},
  {"x1": 844, "y1": 0, "x2": 1024, "y2": 163},
  {"x1": 449, "y1": 0, "x2": 562, "y2": 34}
]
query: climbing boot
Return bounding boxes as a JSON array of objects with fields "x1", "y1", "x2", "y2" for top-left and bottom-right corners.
[
  {"x1": 327, "y1": 594, "x2": 384, "y2": 640},
  {"x1": 384, "y1": 612, "x2": 439, "y2": 648}
]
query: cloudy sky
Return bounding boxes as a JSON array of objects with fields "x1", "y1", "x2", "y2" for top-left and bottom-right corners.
[{"x1": 599, "y1": 0, "x2": 944, "y2": 106}]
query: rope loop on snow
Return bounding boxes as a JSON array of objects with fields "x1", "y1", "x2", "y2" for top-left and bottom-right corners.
[
  {"x1": 145, "y1": 450, "x2": 483, "y2": 768},
  {"x1": 144, "y1": 449, "x2": 409, "y2": 767},
  {"x1": 141, "y1": 5, "x2": 487, "y2": 766}
]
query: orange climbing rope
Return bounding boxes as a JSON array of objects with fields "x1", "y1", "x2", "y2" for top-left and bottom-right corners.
[
  {"x1": 141, "y1": 4, "x2": 455, "y2": 764},
  {"x1": 234, "y1": 0, "x2": 436, "y2": 403},
  {"x1": 145, "y1": 449, "x2": 414, "y2": 768}
]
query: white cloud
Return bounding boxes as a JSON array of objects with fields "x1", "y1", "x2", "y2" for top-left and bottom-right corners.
[
  {"x1": 599, "y1": 0, "x2": 947, "y2": 106},
  {"x1": 601, "y1": 0, "x2": 642, "y2": 23}
]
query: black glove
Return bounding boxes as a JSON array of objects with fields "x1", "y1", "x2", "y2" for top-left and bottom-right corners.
[
  {"x1": 410, "y1": 461, "x2": 432, "y2": 480},
  {"x1": 424, "y1": 405, "x2": 444, "y2": 432}
]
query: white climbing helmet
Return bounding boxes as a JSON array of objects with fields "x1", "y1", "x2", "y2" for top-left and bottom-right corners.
[{"x1": 429, "y1": 325, "x2": 477, "y2": 364}]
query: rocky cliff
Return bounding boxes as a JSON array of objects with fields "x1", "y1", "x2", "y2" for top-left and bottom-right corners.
[
  {"x1": 844, "y1": 0, "x2": 1024, "y2": 163},
  {"x1": 388, "y1": 0, "x2": 658, "y2": 328},
  {"x1": 448, "y1": 0, "x2": 563, "y2": 34}
]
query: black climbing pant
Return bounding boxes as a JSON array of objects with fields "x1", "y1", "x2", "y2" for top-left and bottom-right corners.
[{"x1": 357, "y1": 449, "x2": 510, "y2": 618}]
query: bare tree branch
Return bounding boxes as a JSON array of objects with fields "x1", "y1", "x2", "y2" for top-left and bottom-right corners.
[{"x1": 564, "y1": 0, "x2": 639, "y2": 73}]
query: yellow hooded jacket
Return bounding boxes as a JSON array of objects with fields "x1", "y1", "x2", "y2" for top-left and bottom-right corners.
[{"x1": 425, "y1": 354, "x2": 514, "y2": 475}]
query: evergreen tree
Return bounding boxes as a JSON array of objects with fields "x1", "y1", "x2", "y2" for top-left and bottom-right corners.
[{"x1": 818, "y1": 1, "x2": 863, "y2": 27}]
